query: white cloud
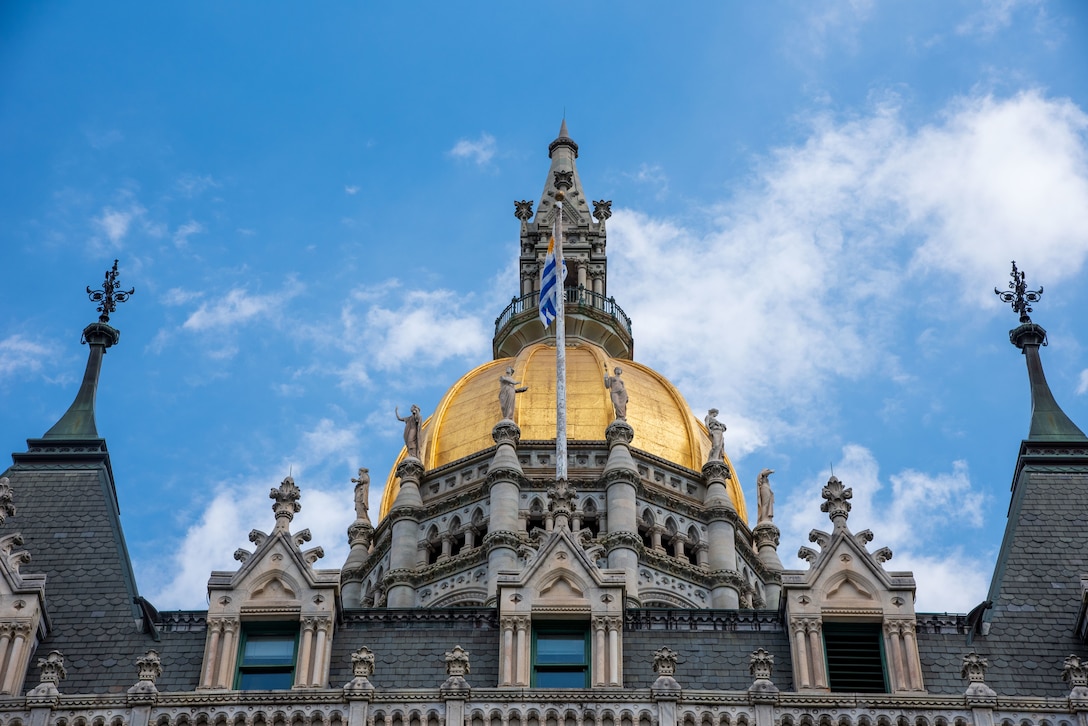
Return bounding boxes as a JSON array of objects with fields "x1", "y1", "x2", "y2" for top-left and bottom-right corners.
[
  {"x1": 778, "y1": 445, "x2": 990, "y2": 612},
  {"x1": 363, "y1": 289, "x2": 489, "y2": 371},
  {"x1": 608, "y1": 90, "x2": 1088, "y2": 451},
  {"x1": 176, "y1": 173, "x2": 220, "y2": 198},
  {"x1": 149, "y1": 418, "x2": 360, "y2": 609},
  {"x1": 956, "y1": 0, "x2": 1043, "y2": 37},
  {"x1": 0, "y1": 335, "x2": 57, "y2": 381},
  {"x1": 172, "y1": 220, "x2": 204, "y2": 247},
  {"x1": 182, "y1": 281, "x2": 301, "y2": 332},
  {"x1": 448, "y1": 133, "x2": 497, "y2": 166},
  {"x1": 345, "y1": 185, "x2": 359, "y2": 195},
  {"x1": 161, "y1": 287, "x2": 202, "y2": 306},
  {"x1": 92, "y1": 203, "x2": 145, "y2": 248},
  {"x1": 1077, "y1": 369, "x2": 1088, "y2": 395},
  {"x1": 795, "y1": 0, "x2": 874, "y2": 57}
]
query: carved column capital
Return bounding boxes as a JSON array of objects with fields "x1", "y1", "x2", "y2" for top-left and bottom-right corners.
[
  {"x1": 492, "y1": 420, "x2": 521, "y2": 447},
  {"x1": 605, "y1": 420, "x2": 634, "y2": 446},
  {"x1": 396, "y1": 458, "x2": 425, "y2": 482},
  {"x1": 752, "y1": 523, "x2": 780, "y2": 549}
]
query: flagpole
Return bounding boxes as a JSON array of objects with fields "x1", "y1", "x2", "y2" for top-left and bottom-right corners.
[{"x1": 554, "y1": 191, "x2": 568, "y2": 481}]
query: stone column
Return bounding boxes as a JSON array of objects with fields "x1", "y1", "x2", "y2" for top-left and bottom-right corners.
[
  {"x1": 752, "y1": 524, "x2": 783, "y2": 609},
  {"x1": 386, "y1": 458, "x2": 424, "y2": 607},
  {"x1": 703, "y1": 460, "x2": 740, "y2": 608},
  {"x1": 486, "y1": 421, "x2": 523, "y2": 604},
  {"x1": 603, "y1": 420, "x2": 641, "y2": 605}
]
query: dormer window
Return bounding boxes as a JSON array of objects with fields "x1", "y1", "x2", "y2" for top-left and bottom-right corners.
[{"x1": 235, "y1": 624, "x2": 298, "y2": 690}]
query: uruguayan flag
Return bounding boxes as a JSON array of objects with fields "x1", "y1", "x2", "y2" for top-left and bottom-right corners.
[{"x1": 538, "y1": 237, "x2": 566, "y2": 328}]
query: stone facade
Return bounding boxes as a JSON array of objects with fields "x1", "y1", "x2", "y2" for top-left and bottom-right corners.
[{"x1": 1, "y1": 124, "x2": 1087, "y2": 726}]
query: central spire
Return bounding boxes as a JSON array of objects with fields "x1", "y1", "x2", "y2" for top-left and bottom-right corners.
[{"x1": 494, "y1": 122, "x2": 631, "y2": 360}]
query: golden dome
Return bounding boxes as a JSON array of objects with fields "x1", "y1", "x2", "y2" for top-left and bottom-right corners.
[{"x1": 379, "y1": 341, "x2": 746, "y2": 519}]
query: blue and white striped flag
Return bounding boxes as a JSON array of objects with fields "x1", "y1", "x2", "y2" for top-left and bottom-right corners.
[{"x1": 539, "y1": 237, "x2": 566, "y2": 328}]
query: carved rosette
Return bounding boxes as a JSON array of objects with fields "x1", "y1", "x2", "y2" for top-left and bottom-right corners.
[
  {"x1": 820, "y1": 476, "x2": 852, "y2": 528},
  {"x1": 270, "y1": 476, "x2": 301, "y2": 530},
  {"x1": 605, "y1": 419, "x2": 634, "y2": 446},
  {"x1": 491, "y1": 420, "x2": 521, "y2": 447}
]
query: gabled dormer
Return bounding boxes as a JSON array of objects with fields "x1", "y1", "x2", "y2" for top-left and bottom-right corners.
[
  {"x1": 199, "y1": 476, "x2": 341, "y2": 690},
  {"x1": 495, "y1": 480, "x2": 627, "y2": 687},
  {"x1": 781, "y1": 476, "x2": 924, "y2": 694}
]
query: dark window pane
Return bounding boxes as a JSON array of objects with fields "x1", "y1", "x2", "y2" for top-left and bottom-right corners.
[
  {"x1": 238, "y1": 670, "x2": 294, "y2": 690},
  {"x1": 536, "y1": 668, "x2": 587, "y2": 688},
  {"x1": 824, "y1": 622, "x2": 887, "y2": 693},
  {"x1": 536, "y1": 633, "x2": 585, "y2": 664},
  {"x1": 242, "y1": 635, "x2": 295, "y2": 666}
]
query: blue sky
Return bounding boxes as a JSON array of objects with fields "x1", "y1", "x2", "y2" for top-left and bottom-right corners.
[{"x1": 2, "y1": 1, "x2": 1087, "y2": 612}]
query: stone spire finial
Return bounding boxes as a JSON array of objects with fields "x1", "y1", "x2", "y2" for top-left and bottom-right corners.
[
  {"x1": 748, "y1": 648, "x2": 778, "y2": 696},
  {"x1": 128, "y1": 649, "x2": 162, "y2": 696},
  {"x1": 651, "y1": 647, "x2": 681, "y2": 691},
  {"x1": 270, "y1": 476, "x2": 301, "y2": 531},
  {"x1": 547, "y1": 479, "x2": 576, "y2": 530},
  {"x1": 820, "y1": 476, "x2": 852, "y2": 529},
  {"x1": 549, "y1": 119, "x2": 578, "y2": 158},
  {"x1": 1063, "y1": 655, "x2": 1088, "y2": 699},
  {"x1": 441, "y1": 645, "x2": 471, "y2": 691},
  {"x1": 514, "y1": 200, "x2": 534, "y2": 222},
  {"x1": 961, "y1": 652, "x2": 996, "y2": 697},
  {"x1": 345, "y1": 646, "x2": 376, "y2": 692},
  {"x1": 27, "y1": 651, "x2": 66, "y2": 698}
]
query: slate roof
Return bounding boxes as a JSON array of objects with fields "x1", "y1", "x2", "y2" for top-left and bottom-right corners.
[
  {"x1": 976, "y1": 462, "x2": 1088, "y2": 696},
  {"x1": 2, "y1": 444, "x2": 156, "y2": 694}
]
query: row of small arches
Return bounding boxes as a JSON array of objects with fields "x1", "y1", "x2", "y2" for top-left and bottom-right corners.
[
  {"x1": 464, "y1": 708, "x2": 654, "y2": 726},
  {"x1": 777, "y1": 715, "x2": 1074, "y2": 726},
  {"x1": 148, "y1": 709, "x2": 344, "y2": 726}
]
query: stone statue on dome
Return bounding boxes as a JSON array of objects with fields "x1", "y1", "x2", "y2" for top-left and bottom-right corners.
[
  {"x1": 757, "y1": 468, "x2": 775, "y2": 523},
  {"x1": 498, "y1": 367, "x2": 528, "y2": 421},
  {"x1": 351, "y1": 467, "x2": 371, "y2": 524},
  {"x1": 395, "y1": 405, "x2": 422, "y2": 459},
  {"x1": 604, "y1": 366, "x2": 628, "y2": 420},
  {"x1": 705, "y1": 409, "x2": 726, "y2": 462}
]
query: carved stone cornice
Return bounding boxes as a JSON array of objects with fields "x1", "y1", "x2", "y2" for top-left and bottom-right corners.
[
  {"x1": 491, "y1": 420, "x2": 521, "y2": 447},
  {"x1": 701, "y1": 460, "x2": 732, "y2": 483},
  {"x1": 605, "y1": 420, "x2": 634, "y2": 446},
  {"x1": 382, "y1": 569, "x2": 416, "y2": 588},
  {"x1": 386, "y1": 504, "x2": 422, "y2": 523},
  {"x1": 752, "y1": 523, "x2": 780, "y2": 549},
  {"x1": 600, "y1": 531, "x2": 643, "y2": 553},
  {"x1": 484, "y1": 468, "x2": 524, "y2": 492},
  {"x1": 483, "y1": 530, "x2": 522, "y2": 551},
  {"x1": 601, "y1": 468, "x2": 640, "y2": 490},
  {"x1": 705, "y1": 504, "x2": 740, "y2": 525},
  {"x1": 396, "y1": 459, "x2": 425, "y2": 482}
]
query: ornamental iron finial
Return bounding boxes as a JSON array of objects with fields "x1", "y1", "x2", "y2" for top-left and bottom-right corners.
[
  {"x1": 270, "y1": 476, "x2": 301, "y2": 531},
  {"x1": 820, "y1": 476, "x2": 852, "y2": 529},
  {"x1": 86, "y1": 259, "x2": 135, "y2": 324},
  {"x1": 994, "y1": 261, "x2": 1043, "y2": 324}
]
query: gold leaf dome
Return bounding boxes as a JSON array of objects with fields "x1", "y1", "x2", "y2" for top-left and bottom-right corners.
[{"x1": 379, "y1": 340, "x2": 746, "y2": 518}]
